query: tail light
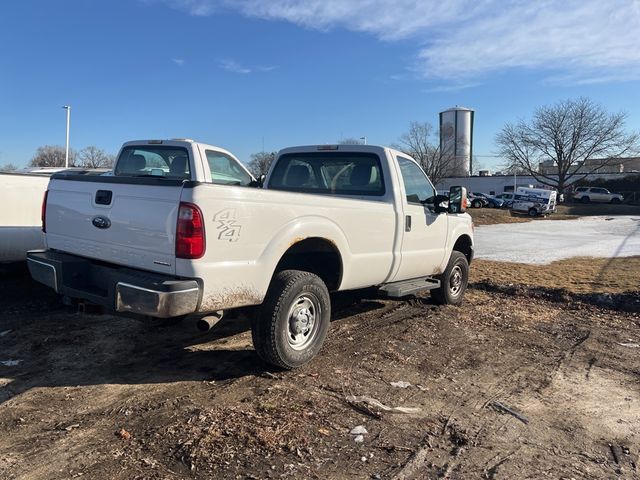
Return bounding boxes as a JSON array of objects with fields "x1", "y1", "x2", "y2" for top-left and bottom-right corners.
[
  {"x1": 176, "y1": 202, "x2": 205, "y2": 259},
  {"x1": 41, "y1": 190, "x2": 49, "y2": 233}
]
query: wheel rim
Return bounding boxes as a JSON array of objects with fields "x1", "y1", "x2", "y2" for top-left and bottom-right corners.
[
  {"x1": 286, "y1": 293, "x2": 321, "y2": 351},
  {"x1": 449, "y1": 265, "x2": 463, "y2": 297}
]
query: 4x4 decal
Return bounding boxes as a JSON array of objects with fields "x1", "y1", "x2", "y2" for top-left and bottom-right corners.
[{"x1": 213, "y1": 208, "x2": 241, "y2": 242}]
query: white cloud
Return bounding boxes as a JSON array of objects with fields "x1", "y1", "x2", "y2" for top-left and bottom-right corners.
[
  {"x1": 172, "y1": 58, "x2": 185, "y2": 66},
  {"x1": 219, "y1": 59, "x2": 252, "y2": 74},
  {"x1": 218, "y1": 59, "x2": 277, "y2": 74},
  {"x1": 150, "y1": 0, "x2": 640, "y2": 83}
]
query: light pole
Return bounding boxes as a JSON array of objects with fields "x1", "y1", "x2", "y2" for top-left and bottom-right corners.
[{"x1": 62, "y1": 105, "x2": 71, "y2": 168}]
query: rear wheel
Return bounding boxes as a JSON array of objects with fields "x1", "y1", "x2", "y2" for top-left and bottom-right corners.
[
  {"x1": 252, "y1": 270, "x2": 330, "y2": 369},
  {"x1": 472, "y1": 200, "x2": 482, "y2": 208},
  {"x1": 431, "y1": 251, "x2": 469, "y2": 306}
]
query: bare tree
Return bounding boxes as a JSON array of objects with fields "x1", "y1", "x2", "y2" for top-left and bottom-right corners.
[
  {"x1": 393, "y1": 121, "x2": 455, "y2": 184},
  {"x1": 77, "y1": 146, "x2": 114, "y2": 168},
  {"x1": 496, "y1": 97, "x2": 639, "y2": 191},
  {"x1": 29, "y1": 145, "x2": 75, "y2": 167},
  {"x1": 0, "y1": 163, "x2": 18, "y2": 171},
  {"x1": 247, "y1": 151, "x2": 276, "y2": 177}
]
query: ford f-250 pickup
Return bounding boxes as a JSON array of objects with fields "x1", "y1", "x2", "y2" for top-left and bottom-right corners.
[{"x1": 27, "y1": 139, "x2": 473, "y2": 368}]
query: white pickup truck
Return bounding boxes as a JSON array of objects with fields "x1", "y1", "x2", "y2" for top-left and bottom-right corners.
[{"x1": 28, "y1": 139, "x2": 474, "y2": 368}]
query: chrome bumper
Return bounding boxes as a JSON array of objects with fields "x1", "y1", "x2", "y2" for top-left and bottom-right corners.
[{"x1": 27, "y1": 250, "x2": 201, "y2": 318}]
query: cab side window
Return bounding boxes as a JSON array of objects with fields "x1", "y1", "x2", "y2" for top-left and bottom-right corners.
[
  {"x1": 205, "y1": 150, "x2": 252, "y2": 186},
  {"x1": 397, "y1": 157, "x2": 436, "y2": 206}
]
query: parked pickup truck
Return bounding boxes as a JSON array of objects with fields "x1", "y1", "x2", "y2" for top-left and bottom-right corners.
[
  {"x1": 0, "y1": 168, "x2": 108, "y2": 262},
  {"x1": 28, "y1": 139, "x2": 474, "y2": 368}
]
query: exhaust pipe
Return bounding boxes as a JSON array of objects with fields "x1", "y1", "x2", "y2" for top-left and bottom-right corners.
[{"x1": 196, "y1": 311, "x2": 224, "y2": 332}]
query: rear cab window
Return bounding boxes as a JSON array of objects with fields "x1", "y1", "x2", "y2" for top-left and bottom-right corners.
[
  {"x1": 268, "y1": 152, "x2": 385, "y2": 197},
  {"x1": 114, "y1": 146, "x2": 191, "y2": 179}
]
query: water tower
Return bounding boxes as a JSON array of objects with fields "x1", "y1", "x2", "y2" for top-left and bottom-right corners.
[{"x1": 439, "y1": 106, "x2": 474, "y2": 176}]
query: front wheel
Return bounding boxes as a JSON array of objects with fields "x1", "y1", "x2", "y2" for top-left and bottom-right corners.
[
  {"x1": 528, "y1": 207, "x2": 538, "y2": 217},
  {"x1": 252, "y1": 270, "x2": 331, "y2": 369},
  {"x1": 611, "y1": 197, "x2": 621, "y2": 204},
  {"x1": 431, "y1": 251, "x2": 469, "y2": 306}
]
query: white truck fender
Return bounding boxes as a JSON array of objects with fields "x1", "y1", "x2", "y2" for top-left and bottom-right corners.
[
  {"x1": 254, "y1": 214, "x2": 351, "y2": 294},
  {"x1": 441, "y1": 218, "x2": 474, "y2": 272}
]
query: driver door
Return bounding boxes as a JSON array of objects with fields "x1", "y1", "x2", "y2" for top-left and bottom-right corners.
[{"x1": 391, "y1": 156, "x2": 448, "y2": 282}]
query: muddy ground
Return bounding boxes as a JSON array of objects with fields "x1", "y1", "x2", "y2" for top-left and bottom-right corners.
[{"x1": 1, "y1": 258, "x2": 639, "y2": 480}]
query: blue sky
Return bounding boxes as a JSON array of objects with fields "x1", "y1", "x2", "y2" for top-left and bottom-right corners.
[{"x1": 1, "y1": 0, "x2": 640, "y2": 170}]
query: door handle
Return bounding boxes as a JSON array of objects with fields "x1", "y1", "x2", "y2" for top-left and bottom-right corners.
[{"x1": 405, "y1": 215, "x2": 412, "y2": 232}]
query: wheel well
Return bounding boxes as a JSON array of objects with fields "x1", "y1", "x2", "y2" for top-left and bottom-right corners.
[
  {"x1": 453, "y1": 235, "x2": 473, "y2": 264},
  {"x1": 274, "y1": 238, "x2": 343, "y2": 291}
]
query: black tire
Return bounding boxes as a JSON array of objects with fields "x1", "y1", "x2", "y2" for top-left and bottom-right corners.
[
  {"x1": 472, "y1": 200, "x2": 482, "y2": 208},
  {"x1": 611, "y1": 197, "x2": 621, "y2": 204},
  {"x1": 528, "y1": 208, "x2": 538, "y2": 217},
  {"x1": 252, "y1": 270, "x2": 330, "y2": 369},
  {"x1": 580, "y1": 196, "x2": 590, "y2": 203},
  {"x1": 431, "y1": 251, "x2": 469, "y2": 306}
]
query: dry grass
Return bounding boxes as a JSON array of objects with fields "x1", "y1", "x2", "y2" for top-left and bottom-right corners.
[
  {"x1": 467, "y1": 208, "x2": 529, "y2": 226},
  {"x1": 471, "y1": 256, "x2": 640, "y2": 294},
  {"x1": 468, "y1": 202, "x2": 640, "y2": 226}
]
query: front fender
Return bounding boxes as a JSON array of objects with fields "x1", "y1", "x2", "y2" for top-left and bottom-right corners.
[{"x1": 441, "y1": 214, "x2": 474, "y2": 270}]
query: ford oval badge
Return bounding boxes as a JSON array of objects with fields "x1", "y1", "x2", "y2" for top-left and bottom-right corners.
[{"x1": 92, "y1": 216, "x2": 111, "y2": 229}]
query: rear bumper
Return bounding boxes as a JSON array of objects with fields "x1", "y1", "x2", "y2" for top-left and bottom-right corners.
[{"x1": 27, "y1": 250, "x2": 202, "y2": 318}]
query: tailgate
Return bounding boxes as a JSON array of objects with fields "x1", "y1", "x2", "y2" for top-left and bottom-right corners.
[{"x1": 45, "y1": 177, "x2": 184, "y2": 275}]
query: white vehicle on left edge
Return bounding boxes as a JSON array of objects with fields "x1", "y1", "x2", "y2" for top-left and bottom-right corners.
[
  {"x1": 0, "y1": 170, "x2": 59, "y2": 262},
  {"x1": 0, "y1": 168, "x2": 108, "y2": 262}
]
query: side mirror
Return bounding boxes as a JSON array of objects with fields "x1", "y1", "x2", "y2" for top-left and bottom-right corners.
[
  {"x1": 249, "y1": 174, "x2": 266, "y2": 188},
  {"x1": 448, "y1": 186, "x2": 467, "y2": 214},
  {"x1": 433, "y1": 194, "x2": 449, "y2": 213}
]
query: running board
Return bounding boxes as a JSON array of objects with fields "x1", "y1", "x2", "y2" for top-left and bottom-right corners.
[{"x1": 377, "y1": 276, "x2": 441, "y2": 298}]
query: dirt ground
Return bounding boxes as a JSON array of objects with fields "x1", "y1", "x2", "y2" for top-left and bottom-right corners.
[{"x1": 1, "y1": 253, "x2": 639, "y2": 479}]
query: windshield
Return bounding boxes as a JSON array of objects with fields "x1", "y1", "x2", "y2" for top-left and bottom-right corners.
[{"x1": 114, "y1": 146, "x2": 191, "y2": 179}]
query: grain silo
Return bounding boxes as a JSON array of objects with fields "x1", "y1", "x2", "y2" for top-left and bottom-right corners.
[{"x1": 439, "y1": 106, "x2": 474, "y2": 176}]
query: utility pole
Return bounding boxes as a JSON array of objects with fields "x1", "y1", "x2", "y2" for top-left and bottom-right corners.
[{"x1": 62, "y1": 105, "x2": 71, "y2": 168}]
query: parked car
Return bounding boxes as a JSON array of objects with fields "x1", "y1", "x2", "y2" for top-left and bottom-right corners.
[
  {"x1": 472, "y1": 192, "x2": 505, "y2": 208},
  {"x1": 467, "y1": 193, "x2": 488, "y2": 208},
  {"x1": 28, "y1": 140, "x2": 474, "y2": 369},
  {"x1": 494, "y1": 192, "x2": 515, "y2": 207},
  {"x1": 572, "y1": 187, "x2": 623, "y2": 204}
]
